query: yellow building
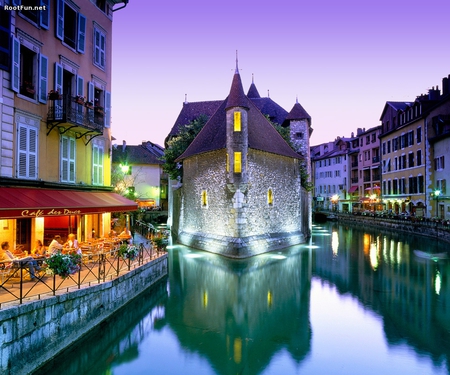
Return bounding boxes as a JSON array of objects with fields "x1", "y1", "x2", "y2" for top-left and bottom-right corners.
[
  {"x1": 0, "y1": 0, "x2": 135, "y2": 250},
  {"x1": 379, "y1": 89, "x2": 439, "y2": 217}
]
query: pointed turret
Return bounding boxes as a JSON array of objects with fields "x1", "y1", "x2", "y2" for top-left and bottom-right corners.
[{"x1": 247, "y1": 74, "x2": 261, "y2": 98}]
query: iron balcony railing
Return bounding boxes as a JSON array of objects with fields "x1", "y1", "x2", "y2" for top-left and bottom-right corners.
[{"x1": 47, "y1": 94, "x2": 104, "y2": 133}]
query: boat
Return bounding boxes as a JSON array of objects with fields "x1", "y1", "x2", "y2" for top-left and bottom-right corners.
[{"x1": 413, "y1": 250, "x2": 448, "y2": 261}]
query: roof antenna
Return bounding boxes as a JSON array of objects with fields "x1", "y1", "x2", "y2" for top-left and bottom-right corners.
[
  {"x1": 296, "y1": 95, "x2": 298, "y2": 104},
  {"x1": 235, "y1": 50, "x2": 239, "y2": 74},
  {"x1": 267, "y1": 89, "x2": 270, "y2": 98},
  {"x1": 252, "y1": 73, "x2": 255, "y2": 84},
  {"x1": 184, "y1": 94, "x2": 188, "y2": 104}
]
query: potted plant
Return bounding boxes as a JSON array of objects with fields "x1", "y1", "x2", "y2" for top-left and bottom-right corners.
[
  {"x1": 48, "y1": 90, "x2": 62, "y2": 100},
  {"x1": 74, "y1": 95, "x2": 85, "y2": 105},
  {"x1": 118, "y1": 244, "x2": 139, "y2": 261},
  {"x1": 152, "y1": 236, "x2": 168, "y2": 251},
  {"x1": 95, "y1": 105, "x2": 104, "y2": 115},
  {"x1": 45, "y1": 252, "x2": 82, "y2": 278},
  {"x1": 85, "y1": 101, "x2": 94, "y2": 109}
]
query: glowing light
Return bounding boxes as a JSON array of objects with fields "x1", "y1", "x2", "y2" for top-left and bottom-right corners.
[
  {"x1": 369, "y1": 242, "x2": 378, "y2": 270},
  {"x1": 271, "y1": 254, "x2": 286, "y2": 259},
  {"x1": 203, "y1": 291, "x2": 208, "y2": 308},
  {"x1": 435, "y1": 270, "x2": 441, "y2": 295},
  {"x1": 332, "y1": 231, "x2": 339, "y2": 256},
  {"x1": 304, "y1": 245, "x2": 320, "y2": 249},
  {"x1": 267, "y1": 290, "x2": 273, "y2": 308}
]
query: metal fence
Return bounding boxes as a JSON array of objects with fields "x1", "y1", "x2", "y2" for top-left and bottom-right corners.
[{"x1": 0, "y1": 241, "x2": 165, "y2": 308}]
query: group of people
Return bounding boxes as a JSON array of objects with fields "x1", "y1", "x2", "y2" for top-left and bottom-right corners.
[
  {"x1": 48, "y1": 234, "x2": 80, "y2": 255},
  {"x1": 0, "y1": 241, "x2": 41, "y2": 280}
]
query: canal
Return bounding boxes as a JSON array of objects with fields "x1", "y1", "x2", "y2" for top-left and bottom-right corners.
[{"x1": 34, "y1": 223, "x2": 450, "y2": 374}]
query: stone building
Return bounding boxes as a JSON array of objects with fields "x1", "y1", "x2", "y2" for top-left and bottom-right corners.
[{"x1": 169, "y1": 66, "x2": 312, "y2": 258}]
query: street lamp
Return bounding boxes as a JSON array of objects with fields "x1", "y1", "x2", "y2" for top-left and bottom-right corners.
[{"x1": 434, "y1": 189, "x2": 441, "y2": 219}]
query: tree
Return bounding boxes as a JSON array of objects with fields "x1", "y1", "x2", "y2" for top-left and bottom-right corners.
[
  {"x1": 161, "y1": 114, "x2": 208, "y2": 180},
  {"x1": 111, "y1": 164, "x2": 144, "y2": 199}
]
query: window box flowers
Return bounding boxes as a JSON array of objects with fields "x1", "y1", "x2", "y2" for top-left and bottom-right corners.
[
  {"x1": 74, "y1": 95, "x2": 86, "y2": 105},
  {"x1": 95, "y1": 106, "x2": 104, "y2": 115},
  {"x1": 118, "y1": 244, "x2": 139, "y2": 261},
  {"x1": 45, "y1": 252, "x2": 82, "y2": 278},
  {"x1": 48, "y1": 90, "x2": 62, "y2": 100},
  {"x1": 23, "y1": 81, "x2": 35, "y2": 94},
  {"x1": 85, "y1": 101, "x2": 94, "y2": 109}
]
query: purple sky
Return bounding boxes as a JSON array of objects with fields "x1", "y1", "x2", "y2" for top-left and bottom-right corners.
[{"x1": 111, "y1": 0, "x2": 450, "y2": 148}]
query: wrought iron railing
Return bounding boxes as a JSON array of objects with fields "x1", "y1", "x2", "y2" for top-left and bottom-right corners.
[
  {"x1": 47, "y1": 94, "x2": 104, "y2": 132},
  {"x1": 0, "y1": 242, "x2": 165, "y2": 308}
]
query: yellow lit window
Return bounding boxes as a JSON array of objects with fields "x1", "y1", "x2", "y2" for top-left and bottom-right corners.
[
  {"x1": 226, "y1": 153, "x2": 229, "y2": 172},
  {"x1": 234, "y1": 152, "x2": 241, "y2": 173},
  {"x1": 267, "y1": 188, "x2": 274, "y2": 206},
  {"x1": 234, "y1": 111, "x2": 241, "y2": 132}
]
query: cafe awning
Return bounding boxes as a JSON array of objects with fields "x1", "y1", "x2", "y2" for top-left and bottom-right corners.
[
  {"x1": 348, "y1": 186, "x2": 358, "y2": 193},
  {"x1": 0, "y1": 187, "x2": 138, "y2": 219}
]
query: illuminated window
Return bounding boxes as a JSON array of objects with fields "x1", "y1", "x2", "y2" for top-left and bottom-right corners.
[
  {"x1": 226, "y1": 153, "x2": 229, "y2": 172},
  {"x1": 201, "y1": 190, "x2": 208, "y2": 207},
  {"x1": 234, "y1": 111, "x2": 241, "y2": 132},
  {"x1": 234, "y1": 152, "x2": 241, "y2": 173},
  {"x1": 267, "y1": 188, "x2": 274, "y2": 206}
]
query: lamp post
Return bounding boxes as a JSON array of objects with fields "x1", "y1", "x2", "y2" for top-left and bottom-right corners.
[{"x1": 434, "y1": 189, "x2": 441, "y2": 219}]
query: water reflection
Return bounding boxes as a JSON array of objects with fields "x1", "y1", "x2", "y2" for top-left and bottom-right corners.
[{"x1": 33, "y1": 224, "x2": 450, "y2": 374}]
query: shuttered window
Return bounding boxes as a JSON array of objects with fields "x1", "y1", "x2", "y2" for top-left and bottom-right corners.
[
  {"x1": 94, "y1": 27, "x2": 106, "y2": 69},
  {"x1": 234, "y1": 111, "x2": 241, "y2": 132},
  {"x1": 92, "y1": 144, "x2": 104, "y2": 185},
  {"x1": 61, "y1": 136, "x2": 76, "y2": 183},
  {"x1": 17, "y1": 124, "x2": 38, "y2": 179}
]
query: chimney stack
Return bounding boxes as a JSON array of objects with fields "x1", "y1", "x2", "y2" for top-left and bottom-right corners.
[{"x1": 122, "y1": 140, "x2": 126, "y2": 152}]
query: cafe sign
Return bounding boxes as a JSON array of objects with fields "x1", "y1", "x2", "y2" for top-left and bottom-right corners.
[{"x1": 21, "y1": 208, "x2": 83, "y2": 217}]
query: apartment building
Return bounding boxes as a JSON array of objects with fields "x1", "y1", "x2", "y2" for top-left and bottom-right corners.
[{"x1": 0, "y1": 0, "x2": 134, "y2": 249}]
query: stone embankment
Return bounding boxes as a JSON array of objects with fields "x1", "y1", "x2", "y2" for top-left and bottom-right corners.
[
  {"x1": 333, "y1": 213, "x2": 450, "y2": 244},
  {"x1": 0, "y1": 236, "x2": 168, "y2": 375}
]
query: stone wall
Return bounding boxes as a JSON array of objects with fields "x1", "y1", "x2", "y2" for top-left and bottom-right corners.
[
  {"x1": 177, "y1": 149, "x2": 306, "y2": 257},
  {"x1": 0, "y1": 255, "x2": 168, "y2": 375}
]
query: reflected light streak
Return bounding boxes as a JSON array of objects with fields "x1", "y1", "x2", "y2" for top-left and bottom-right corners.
[
  {"x1": 271, "y1": 255, "x2": 287, "y2": 259},
  {"x1": 331, "y1": 231, "x2": 339, "y2": 257},
  {"x1": 184, "y1": 253, "x2": 204, "y2": 258},
  {"x1": 370, "y1": 242, "x2": 378, "y2": 270},
  {"x1": 435, "y1": 270, "x2": 441, "y2": 295}
]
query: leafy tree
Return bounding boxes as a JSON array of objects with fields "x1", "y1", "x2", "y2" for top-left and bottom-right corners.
[{"x1": 161, "y1": 114, "x2": 209, "y2": 180}]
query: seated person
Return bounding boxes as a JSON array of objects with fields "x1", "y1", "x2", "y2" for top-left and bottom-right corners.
[
  {"x1": 31, "y1": 240, "x2": 46, "y2": 257},
  {"x1": 48, "y1": 235, "x2": 64, "y2": 254},
  {"x1": 64, "y1": 234, "x2": 81, "y2": 255},
  {"x1": 119, "y1": 228, "x2": 133, "y2": 244},
  {"x1": 0, "y1": 241, "x2": 40, "y2": 280}
]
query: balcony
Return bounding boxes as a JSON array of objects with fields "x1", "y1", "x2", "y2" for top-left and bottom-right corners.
[
  {"x1": 372, "y1": 156, "x2": 380, "y2": 163},
  {"x1": 351, "y1": 161, "x2": 358, "y2": 168},
  {"x1": 47, "y1": 95, "x2": 104, "y2": 143}
]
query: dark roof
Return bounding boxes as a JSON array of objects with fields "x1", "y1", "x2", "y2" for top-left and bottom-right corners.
[
  {"x1": 226, "y1": 72, "x2": 249, "y2": 110},
  {"x1": 247, "y1": 82, "x2": 261, "y2": 98},
  {"x1": 176, "y1": 73, "x2": 301, "y2": 161},
  {"x1": 166, "y1": 100, "x2": 222, "y2": 141},
  {"x1": 250, "y1": 97, "x2": 288, "y2": 126},
  {"x1": 112, "y1": 142, "x2": 164, "y2": 165},
  {"x1": 379, "y1": 101, "x2": 412, "y2": 120},
  {"x1": 285, "y1": 102, "x2": 311, "y2": 121}
]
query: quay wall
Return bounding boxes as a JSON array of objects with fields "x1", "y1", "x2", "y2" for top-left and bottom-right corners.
[
  {"x1": 0, "y1": 254, "x2": 168, "y2": 375},
  {"x1": 335, "y1": 214, "x2": 450, "y2": 243}
]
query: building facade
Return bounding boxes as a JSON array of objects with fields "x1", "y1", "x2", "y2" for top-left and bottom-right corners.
[
  {"x1": 169, "y1": 66, "x2": 312, "y2": 258},
  {"x1": 0, "y1": 0, "x2": 135, "y2": 249}
]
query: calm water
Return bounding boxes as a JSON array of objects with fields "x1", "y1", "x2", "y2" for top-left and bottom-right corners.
[{"x1": 35, "y1": 223, "x2": 450, "y2": 375}]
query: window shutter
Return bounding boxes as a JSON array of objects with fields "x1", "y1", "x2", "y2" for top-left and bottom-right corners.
[
  {"x1": 77, "y1": 13, "x2": 86, "y2": 53},
  {"x1": 93, "y1": 146, "x2": 98, "y2": 185},
  {"x1": 11, "y1": 35, "x2": 20, "y2": 93},
  {"x1": 55, "y1": 62, "x2": 63, "y2": 93},
  {"x1": 39, "y1": 54, "x2": 48, "y2": 104},
  {"x1": 76, "y1": 75, "x2": 84, "y2": 97},
  {"x1": 17, "y1": 125, "x2": 38, "y2": 179},
  {"x1": 56, "y1": 0, "x2": 64, "y2": 41},
  {"x1": 69, "y1": 138, "x2": 76, "y2": 182},
  {"x1": 105, "y1": 91, "x2": 111, "y2": 127},
  {"x1": 98, "y1": 147, "x2": 103, "y2": 185},
  {"x1": 61, "y1": 136, "x2": 69, "y2": 181},
  {"x1": 88, "y1": 81, "x2": 94, "y2": 102},
  {"x1": 29, "y1": 128, "x2": 38, "y2": 178},
  {"x1": 40, "y1": 0, "x2": 50, "y2": 29}
]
